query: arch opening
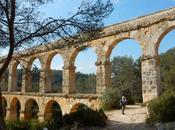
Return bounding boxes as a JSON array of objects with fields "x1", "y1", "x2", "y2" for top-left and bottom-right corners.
[
  {"x1": 10, "y1": 98, "x2": 21, "y2": 121},
  {"x1": 74, "y1": 48, "x2": 97, "y2": 94},
  {"x1": 16, "y1": 64, "x2": 23, "y2": 92},
  {"x1": 24, "y1": 99, "x2": 39, "y2": 120},
  {"x1": 157, "y1": 29, "x2": 175, "y2": 91},
  {"x1": 109, "y1": 39, "x2": 142, "y2": 103},
  {"x1": 44, "y1": 100, "x2": 62, "y2": 123},
  {"x1": 31, "y1": 58, "x2": 41, "y2": 92},
  {"x1": 50, "y1": 54, "x2": 63, "y2": 93}
]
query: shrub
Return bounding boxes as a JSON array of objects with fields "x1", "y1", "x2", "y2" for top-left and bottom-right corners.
[
  {"x1": 28, "y1": 120, "x2": 45, "y2": 130},
  {"x1": 101, "y1": 87, "x2": 121, "y2": 110},
  {"x1": 6, "y1": 120, "x2": 30, "y2": 130},
  {"x1": 146, "y1": 89, "x2": 175, "y2": 124},
  {"x1": 141, "y1": 101, "x2": 147, "y2": 107},
  {"x1": 6, "y1": 120, "x2": 45, "y2": 130},
  {"x1": 46, "y1": 107, "x2": 63, "y2": 130},
  {"x1": 63, "y1": 104, "x2": 107, "y2": 126}
]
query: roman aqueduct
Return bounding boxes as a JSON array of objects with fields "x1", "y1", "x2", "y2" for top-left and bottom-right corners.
[{"x1": 1, "y1": 7, "x2": 175, "y2": 121}]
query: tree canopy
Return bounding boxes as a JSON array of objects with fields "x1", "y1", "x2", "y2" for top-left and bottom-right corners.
[
  {"x1": 0, "y1": 0, "x2": 113, "y2": 129},
  {"x1": 0, "y1": 0, "x2": 113, "y2": 76}
]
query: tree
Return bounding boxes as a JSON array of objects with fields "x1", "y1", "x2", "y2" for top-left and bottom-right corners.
[
  {"x1": 160, "y1": 47, "x2": 175, "y2": 90},
  {"x1": 133, "y1": 57, "x2": 142, "y2": 102},
  {"x1": 76, "y1": 72, "x2": 96, "y2": 93},
  {"x1": 111, "y1": 56, "x2": 142, "y2": 103},
  {"x1": 0, "y1": 0, "x2": 113, "y2": 129},
  {"x1": 111, "y1": 56, "x2": 135, "y2": 93}
]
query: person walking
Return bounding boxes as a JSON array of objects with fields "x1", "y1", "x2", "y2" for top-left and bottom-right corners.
[{"x1": 120, "y1": 96, "x2": 127, "y2": 115}]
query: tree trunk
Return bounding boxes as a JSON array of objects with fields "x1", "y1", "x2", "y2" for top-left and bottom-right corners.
[
  {"x1": 0, "y1": 47, "x2": 14, "y2": 130},
  {"x1": 0, "y1": 86, "x2": 5, "y2": 130}
]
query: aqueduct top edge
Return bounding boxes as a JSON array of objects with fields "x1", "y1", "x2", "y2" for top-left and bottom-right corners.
[{"x1": 1, "y1": 6, "x2": 175, "y2": 60}]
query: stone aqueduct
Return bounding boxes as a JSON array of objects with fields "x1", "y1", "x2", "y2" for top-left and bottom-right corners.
[{"x1": 1, "y1": 7, "x2": 175, "y2": 121}]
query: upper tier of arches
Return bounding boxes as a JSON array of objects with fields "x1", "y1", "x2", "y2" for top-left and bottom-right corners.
[{"x1": 1, "y1": 7, "x2": 175, "y2": 102}]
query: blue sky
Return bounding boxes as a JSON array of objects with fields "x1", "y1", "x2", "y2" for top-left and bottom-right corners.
[{"x1": 25, "y1": 0, "x2": 175, "y2": 73}]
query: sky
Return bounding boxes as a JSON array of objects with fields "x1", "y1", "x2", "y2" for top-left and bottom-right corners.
[{"x1": 19, "y1": 0, "x2": 175, "y2": 73}]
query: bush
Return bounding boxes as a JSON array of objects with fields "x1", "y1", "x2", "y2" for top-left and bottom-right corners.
[
  {"x1": 141, "y1": 101, "x2": 147, "y2": 107},
  {"x1": 63, "y1": 104, "x2": 107, "y2": 126},
  {"x1": 146, "y1": 89, "x2": 175, "y2": 124},
  {"x1": 6, "y1": 120, "x2": 30, "y2": 130},
  {"x1": 101, "y1": 87, "x2": 121, "y2": 110},
  {"x1": 6, "y1": 120, "x2": 46, "y2": 130},
  {"x1": 46, "y1": 108, "x2": 63, "y2": 130}
]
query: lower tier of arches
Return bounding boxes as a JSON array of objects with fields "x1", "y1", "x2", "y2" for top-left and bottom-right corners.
[{"x1": 2, "y1": 92, "x2": 100, "y2": 121}]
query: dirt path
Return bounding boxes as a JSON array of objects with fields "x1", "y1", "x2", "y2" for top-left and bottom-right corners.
[
  {"x1": 80, "y1": 105, "x2": 156, "y2": 130},
  {"x1": 106, "y1": 105, "x2": 148, "y2": 123},
  {"x1": 103, "y1": 105, "x2": 156, "y2": 130},
  {"x1": 70, "y1": 105, "x2": 156, "y2": 130}
]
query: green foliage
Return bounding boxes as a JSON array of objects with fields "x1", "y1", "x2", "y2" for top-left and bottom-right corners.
[
  {"x1": 111, "y1": 56, "x2": 142, "y2": 103},
  {"x1": 51, "y1": 70, "x2": 63, "y2": 92},
  {"x1": 6, "y1": 120, "x2": 29, "y2": 130},
  {"x1": 141, "y1": 101, "x2": 147, "y2": 107},
  {"x1": 46, "y1": 102, "x2": 63, "y2": 130},
  {"x1": 160, "y1": 47, "x2": 175, "y2": 91},
  {"x1": 6, "y1": 120, "x2": 46, "y2": 130},
  {"x1": 76, "y1": 72, "x2": 96, "y2": 93},
  {"x1": 146, "y1": 89, "x2": 175, "y2": 124},
  {"x1": 17, "y1": 69, "x2": 96, "y2": 93},
  {"x1": 32, "y1": 66, "x2": 40, "y2": 92},
  {"x1": 63, "y1": 104, "x2": 107, "y2": 126},
  {"x1": 17, "y1": 69, "x2": 23, "y2": 88},
  {"x1": 101, "y1": 87, "x2": 121, "y2": 110}
]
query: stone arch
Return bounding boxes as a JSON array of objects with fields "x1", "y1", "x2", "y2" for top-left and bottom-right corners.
[
  {"x1": 11, "y1": 62, "x2": 19, "y2": 76},
  {"x1": 71, "y1": 46, "x2": 97, "y2": 94},
  {"x1": 153, "y1": 24, "x2": 175, "y2": 92},
  {"x1": 45, "y1": 51, "x2": 64, "y2": 70},
  {"x1": 24, "y1": 98, "x2": 39, "y2": 120},
  {"x1": 28, "y1": 57, "x2": 42, "y2": 92},
  {"x1": 6, "y1": 61, "x2": 19, "y2": 92},
  {"x1": 27, "y1": 56, "x2": 43, "y2": 70},
  {"x1": 70, "y1": 103, "x2": 89, "y2": 113},
  {"x1": 106, "y1": 37, "x2": 143, "y2": 60},
  {"x1": 2, "y1": 96, "x2": 7, "y2": 119},
  {"x1": 44, "y1": 100, "x2": 62, "y2": 121},
  {"x1": 70, "y1": 46, "x2": 97, "y2": 65},
  {"x1": 154, "y1": 24, "x2": 175, "y2": 56},
  {"x1": 9, "y1": 97, "x2": 21, "y2": 121},
  {"x1": 70, "y1": 48, "x2": 83, "y2": 66},
  {"x1": 107, "y1": 37, "x2": 143, "y2": 102},
  {"x1": 45, "y1": 52, "x2": 64, "y2": 93}
]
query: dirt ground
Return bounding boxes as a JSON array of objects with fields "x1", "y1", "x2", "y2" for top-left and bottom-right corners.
[
  {"x1": 106, "y1": 105, "x2": 148, "y2": 123},
  {"x1": 103, "y1": 105, "x2": 156, "y2": 130},
  {"x1": 75, "y1": 105, "x2": 156, "y2": 130}
]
